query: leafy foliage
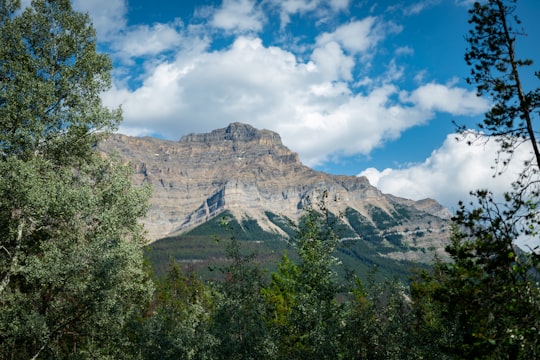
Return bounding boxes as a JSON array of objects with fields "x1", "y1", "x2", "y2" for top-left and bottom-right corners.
[
  {"x1": 0, "y1": 0, "x2": 121, "y2": 163},
  {"x1": 0, "y1": 1, "x2": 152, "y2": 358},
  {"x1": 131, "y1": 260, "x2": 217, "y2": 360},
  {"x1": 412, "y1": 195, "x2": 540, "y2": 358},
  {"x1": 4, "y1": 1, "x2": 540, "y2": 358}
]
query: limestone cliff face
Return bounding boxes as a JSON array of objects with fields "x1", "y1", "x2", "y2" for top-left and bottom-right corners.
[{"x1": 99, "y1": 122, "x2": 450, "y2": 261}]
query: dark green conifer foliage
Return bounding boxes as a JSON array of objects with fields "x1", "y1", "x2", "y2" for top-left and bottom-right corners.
[
  {"x1": 463, "y1": 0, "x2": 540, "y2": 171},
  {"x1": 210, "y1": 224, "x2": 276, "y2": 360},
  {"x1": 262, "y1": 193, "x2": 346, "y2": 359},
  {"x1": 412, "y1": 1, "x2": 540, "y2": 358},
  {"x1": 133, "y1": 260, "x2": 217, "y2": 360}
]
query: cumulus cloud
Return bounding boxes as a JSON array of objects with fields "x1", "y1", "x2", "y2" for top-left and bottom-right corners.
[
  {"x1": 210, "y1": 0, "x2": 264, "y2": 33},
  {"x1": 102, "y1": 25, "x2": 488, "y2": 167},
  {"x1": 72, "y1": 0, "x2": 127, "y2": 40},
  {"x1": 112, "y1": 21, "x2": 184, "y2": 59},
  {"x1": 99, "y1": 2, "x2": 489, "y2": 167},
  {"x1": 316, "y1": 18, "x2": 379, "y2": 54},
  {"x1": 271, "y1": 0, "x2": 350, "y2": 28},
  {"x1": 359, "y1": 133, "x2": 533, "y2": 209},
  {"x1": 403, "y1": 81, "x2": 490, "y2": 115},
  {"x1": 316, "y1": 18, "x2": 402, "y2": 57},
  {"x1": 310, "y1": 41, "x2": 355, "y2": 81},
  {"x1": 38, "y1": 0, "x2": 533, "y2": 223},
  {"x1": 74, "y1": 0, "x2": 489, "y2": 170}
]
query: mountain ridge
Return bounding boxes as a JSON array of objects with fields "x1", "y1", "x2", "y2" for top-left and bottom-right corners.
[{"x1": 98, "y1": 122, "x2": 450, "y2": 262}]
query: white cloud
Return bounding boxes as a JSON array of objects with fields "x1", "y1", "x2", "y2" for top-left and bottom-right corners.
[
  {"x1": 316, "y1": 17, "x2": 391, "y2": 55},
  {"x1": 19, "y1": 0, "x2": 127, "y2": 39},
  {"x1": 403, "y1": 1, "x2": 440, "y2": 15},
  {"x1": 73, "y1": 1, "x2": 188, "y2": 62},
  {"x1": 383, "y1": 59, "x2": 404, "y2": 83},
  {"x1": 87, "y1": 1, "x2": 492, "y2": 175},
  {"x1": 272, "y1": 0, "x2": 319, "y2": 27},
  {"x1": 105, "y1": 36, "x2": 311, "y2": 135},
  {"x1": 395, "y1": 46, "x2": 414, "y2": 56},
  {"x1": 310, "y1": 41, "x2": 355, "y2": 81},
  {"x1": 72, "y1": 0, "x2": 127, "y2": 40},
  {"x1": 329, "y1": 0, "x2": 350, "y2": 11},
  {"x1": 359, "y1": 133, "x2": 533, "y2": 209},
  {"x1": 403, "y1": 82, "x2": 490, "y2": 115},
  {"x1": 46, "y1": 0, "x2": 530, "y2": 218},
  {"x1": 387, "y1": 0, "x2": 441, "y2": 16},
  {"x1": 112, "y1": 21, "x2": 184, "y2": 59},
  {"x1": 270, "y1": 0, "x2": 350, "y2": 28},
  {"x1": 413, "y1": 69, "x2": 428, "y2": 84},
  {"x1": 210, "y1": 0, "x2": 264, "y2": 33},
  {"x1": 102, "y1": 14, "x2": 490, "y2": 166}
]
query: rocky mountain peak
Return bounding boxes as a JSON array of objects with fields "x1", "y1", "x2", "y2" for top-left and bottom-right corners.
[
  {"x1": 99, "y1": 123, "x2": 450, "y2": 263},
  {"x1": 180, "y1": 122, "x2": 283, "y2": 149}
]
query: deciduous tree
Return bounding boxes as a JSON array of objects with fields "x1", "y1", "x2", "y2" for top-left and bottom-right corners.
[{"x1": 0, "y1": 1, "x2": 152, "y2": 358}]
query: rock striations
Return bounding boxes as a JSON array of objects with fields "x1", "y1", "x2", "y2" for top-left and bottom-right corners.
[{"x1": 99, "y1": 122, "x2": 451, "y2": 262}]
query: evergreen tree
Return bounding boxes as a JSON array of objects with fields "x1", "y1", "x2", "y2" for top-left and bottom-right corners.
[
  {"x1": 134, "y1": 261, "x2": 217, "y2": 360},
  {"x1": 263, "y1": 194, "x2": 346, "y2": 359},
  {"x1": 463, "y1": 0, "x2": 540, "y2": 171},
  {"x1": 412, "y1": 1, "x2": 540, "y2": 358},
  {"x1": 210, "y1": 222, "x2": 276, "y2": 360},
  {"x1": 342, "y1": 275, "x2": 420, "y2": 360}
]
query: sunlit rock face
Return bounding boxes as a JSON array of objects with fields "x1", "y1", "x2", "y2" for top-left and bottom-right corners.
[{"x1": 99, "y1": 122, "x2": 451, "y2": 261}]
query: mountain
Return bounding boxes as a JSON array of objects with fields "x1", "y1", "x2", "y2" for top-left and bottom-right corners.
[{"x1": 98, "y1": 122, "x2": 451, "y2": 267}]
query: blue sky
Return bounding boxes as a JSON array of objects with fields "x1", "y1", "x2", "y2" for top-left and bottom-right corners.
[{"x1": 59, "y1": 0, "x2": 539, "y2": 209}]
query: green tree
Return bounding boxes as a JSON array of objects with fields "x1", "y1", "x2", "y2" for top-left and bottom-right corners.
[
  {"x1": 263, "y1": 194, "x2": 346, "y2": 359},
  {"x1": 0, "y1": 1, "x2": 152, "y2": 358},
  {"x1": 342, "y1": 275, "x2": 422, "y2": 360},
  {"x1": 134, "y1": 261, "x2": 217, "y2": 360},
  {"x1": 412, "y1": 1, "x2": 540, "y2": 358},
  {"x1": 412, "y1": 215, "x2": 540, "y2": 358},
  {"x1": 463, "y1": 0, "x2": 540, "y2": 172},
  {"x1": 210, "y1": 223, "x2": 276, "y2": 360},
  {"x1": 0, "y1": 0, "x2": 121, "y2": 164}
]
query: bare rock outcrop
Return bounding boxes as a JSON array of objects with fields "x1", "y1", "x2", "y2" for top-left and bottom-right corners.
[{"x1": 99, "y1": 122, "x2": 450, "y2": 261}]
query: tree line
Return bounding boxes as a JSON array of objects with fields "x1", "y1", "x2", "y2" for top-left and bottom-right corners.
[{"x1": 1, "y1": 0, "x2": 539, "y2": 358}]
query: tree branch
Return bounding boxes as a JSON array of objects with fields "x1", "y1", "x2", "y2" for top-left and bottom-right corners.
[
  {"x1": 0, "y1": 217, "x2": 24, "y2": 295},
  {"x1": 496, "y1": 0, "x2": 540, "y2": 169}
]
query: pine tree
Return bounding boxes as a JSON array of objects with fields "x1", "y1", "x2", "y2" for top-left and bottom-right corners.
[{"x1": 412, "y1": 1, "x2": 540, "y2": 358}]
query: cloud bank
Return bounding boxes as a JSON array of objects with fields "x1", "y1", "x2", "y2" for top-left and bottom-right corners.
[
  {"x1": 360, "y1": 133, "x2": 533, "y2": 209},
  {"x1": 69, "y1": 0, "x2": 513, "y2": 208},
  {"x1": 73, "y1": 0, "x2": 489, "y2": 167}
]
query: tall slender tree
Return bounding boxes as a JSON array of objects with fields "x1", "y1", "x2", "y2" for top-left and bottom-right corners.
[
  {"x1": 412, "y1": 1, "x2": 540, "y2": 358},
  {"x1": 464, "y1": 0, "x2": 540, "y2": 175},
  {"x1": 262, "y1": 193, "x2": 346, "y2": 359}
]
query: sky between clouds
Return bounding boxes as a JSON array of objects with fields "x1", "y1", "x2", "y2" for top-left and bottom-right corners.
[{"x1": 64, "y1": 0, "x2": 539, "y2": 209}]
